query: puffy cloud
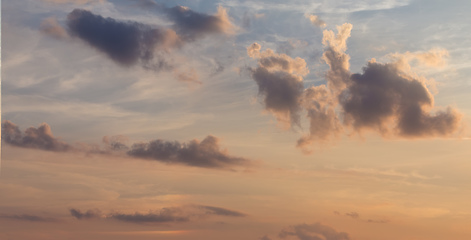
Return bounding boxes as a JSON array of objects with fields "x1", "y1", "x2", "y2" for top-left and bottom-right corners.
[
  {"x1": 297, "y1": 85, "x2": 342, "y2": 151},
  {"x1": 246, "y1": 22, "x2": 462, "y2": 152},
  {"x1": 321, "y1": 23, "x2": 353, "y2": 94},
  {"x1": 247, "y1": 43, "x2": 308, "y2": 127},
  {"x1": 127, "y1": 135, "x2": 251, "y2": 169},
  {"x1": 66, "y1": 9, "x2": 181, "y2": 69},
  {"x1": 40, "y1": 17, "x2": 69, "y2": 39},
  {"x1": 306, "y1": 14, "x2": 326, "y2": 28},
  {"x1": 278, "y1": 223, "x2": 350, "y2": 240},
  {"x1": 341, "y1": 60, "x2": 461, "y2": 137},
  {"x1": 1, "y1": 120, "x2": 71, "y2": 152}
]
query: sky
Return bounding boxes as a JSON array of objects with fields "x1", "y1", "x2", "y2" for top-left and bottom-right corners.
[{"x1": 1, "y1": 0, "x2": 471, "y2": 239}]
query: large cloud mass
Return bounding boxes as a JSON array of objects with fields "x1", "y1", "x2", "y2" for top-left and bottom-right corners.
[{"x1": 247, "y1": 23, "x2": 462, "y2": 152}]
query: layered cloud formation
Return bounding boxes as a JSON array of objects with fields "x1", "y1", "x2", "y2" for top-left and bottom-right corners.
[
  {"x1": 1, "y1": 121, "x2": 251, "y2": 170},
  {"x1": 248, "y1": 23, "x2": 462, "y2": 152}
]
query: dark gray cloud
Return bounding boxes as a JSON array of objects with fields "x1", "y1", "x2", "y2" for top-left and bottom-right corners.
[
  {"x1": 69, "y1": 208, "x2": 102, "y2": 220},
  {"x1": 0, "y1": 214, "x2": 57, "y2": 222},
  {"x1": 71, "y1": 205, "x2": 245, "y2": 224},
  {"x1": 66, "y1": 9, "x2": 180, "y2": 69},
  {"x1": 251, "y1": 67, "x2": 304, "y2": 127},
  {"x1": 1, "y1": 120, "x2": 71, "y2": 152},
  {"x1": 127, "y1": 135, "x2": 251, "y2": 169},
  {"x1": 3, "y1": 121, "x2": 250, "y2": 170},
  {"x1": 247, "y1": 43, "x2": 308, "y2": 127},
  {"x1": 341, "y1": 61, "x2": 461, "y2": 137},
  {"x1": 110, "y1": 208, "x2": 189, "y2": 223},
  {"x1": 279, "y1": 223, "x2": 350, "y2": 240}
]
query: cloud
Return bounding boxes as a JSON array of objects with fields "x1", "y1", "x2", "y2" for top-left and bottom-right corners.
[
  {"x1": 40, "y1": 17, "x2": 69, "y2": 39},
  {"x1": 71, "y1": 205, "x2": 246, "y2": 224},
  {"x1": 306, "y1": 14, "x2": 326, "y2": 28},
  {"x1": 66, "y1": 9, "x2": 181, "y2": 69},
  {"x1": 246, "y1": 23, "x2": 462, "y2": 152},
  {"x1": 334, "y1": 210, "x2": 389, "y2": 224},
  {"x1": 1, "y1": 120, "x2": 71, "y2": 152},
  {"x1": 0, "y1": 214, "x2": 57, "y2": 222},
  {"x1": 165, "y1": 5, "x2": 236, "y2": 40},
  {"x1": 127, "y1": 135, "x2": 251, "y2": 169},
  {"x1": 321, "y1": 23, "x2": 353, "y2": 94},
  {"x1": 197, "y1": 205, "x2": 246, "y2": 217},
  {"x1": 297, "y1": 85, "x2": 342, "y2": 151},
  {"x1": 3, "y1": 121, "x2": 250, "y2": 170},
  {"x1": 345, "y1": 212, "x2": 359, "y2": 219},
  {"x1": 278, "y1": 223, "x2": 350, "y2": 240},
  {"x1": 69, "y1": 208, "x2": 102, "y2": 220},
  {"x1": 340, "y1": 60, "x2": 461, "y2": 137},
  {"x1": 42, "y1": 0, "x2": 104, "y2": 4},
  {"x1": 109, "y1": 208, "x2": 190, "y2": 223},
  {"x1": 174, "y1": 68, "x2": 201, "y2": 84},
  {"x1": 247, "y1": 43, "x2": 308, "y2": 127}
]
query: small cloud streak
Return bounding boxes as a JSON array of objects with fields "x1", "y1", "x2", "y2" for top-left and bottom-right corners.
[
  {"x1": 70, "y1": 205, "x2": 246, "y2": 224},
  {"x1": 334, "y1": 210, "x2": 389, "y2": 224},
  {"x1": 0, "y1": 214, "x2": 57, "y2": 222},
  {"x1": 198, "y1": 205, "x2": 247, "y2": 217}
]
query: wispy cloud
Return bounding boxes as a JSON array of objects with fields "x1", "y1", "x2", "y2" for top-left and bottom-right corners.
[{"x1": 0, "y1": 214, "x2": 58, "y2": 222}]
